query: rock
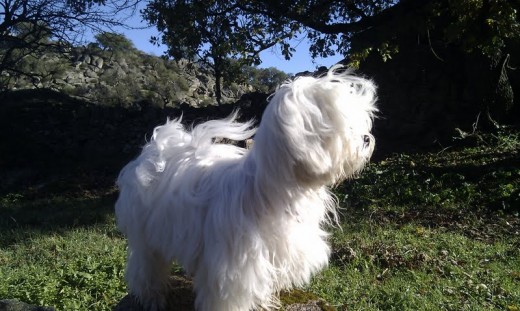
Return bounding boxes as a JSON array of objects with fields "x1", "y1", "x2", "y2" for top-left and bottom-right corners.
[
  {"x1": 81, "y1": 54, "x2": 91, "y2": 64},
  {"x1": 6, "y1": 46, "x2": 255, "y2": 110},
  {"x1": 92, "y1": 55, "x2": 104, "y2": 69},
  {"x1": 285, "y1": 301, "x2": 325, "y2": 311},
  {"x1": 53, "y1": 78, "x2": 66, "y2": 85},
  {"x1": 84, "y1": 69, "x2": 98, "y2": 79},
  {"x1": 84, "y1": 77, "x2": 99, "y2": 84},
  {"x1": 118, "y1": 57, "x2": 128, "y2": 68},
  {"x1": 65, "y1": 72, "x2": 84, "y2": 84},
  {"x1": 0, "y1": 299, "x2": 54, "y2": 311}
]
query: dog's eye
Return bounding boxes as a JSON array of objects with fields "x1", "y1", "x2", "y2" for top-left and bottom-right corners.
[{"x1": 363, "y1": 135, "x2": 370, "y2": 147}]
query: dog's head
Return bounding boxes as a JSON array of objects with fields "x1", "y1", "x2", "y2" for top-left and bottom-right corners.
[{"x1": 255, "y1": 66, "x2": 377, "y2": 187}]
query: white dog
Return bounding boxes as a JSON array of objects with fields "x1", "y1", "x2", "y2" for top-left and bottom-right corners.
[{"x1": 115, "y1": 66, "x2": 377, "y2": 311}]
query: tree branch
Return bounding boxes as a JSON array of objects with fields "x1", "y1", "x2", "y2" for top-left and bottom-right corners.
[{"x1": 240, "y1": 0, "x2": 432, "y2": 36}]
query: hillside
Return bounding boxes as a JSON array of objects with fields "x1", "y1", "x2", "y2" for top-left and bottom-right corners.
[
  {"x1": 2, "y1": 43, "x2": 273, "y2": 108},
  {"x1": 0, "y1": 39, "x2": 292, "y2": 184}
]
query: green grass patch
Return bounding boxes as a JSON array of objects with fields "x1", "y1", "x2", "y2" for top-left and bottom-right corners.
[
  {"x1": 311, "y1": 224, "x2": 519, "y2": 310},
  {"x1": 0, "y1": 185, "x2": 128, "y2": 310},
  {"x1": 307, "y1": 128, "x2": 520, "y2": 310},
  {"x1": 0, "y1": 128, "x2": 519, "y2": 310}
]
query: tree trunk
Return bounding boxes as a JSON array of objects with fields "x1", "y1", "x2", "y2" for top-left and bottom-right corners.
[{"x1": 215, "y1": 67, "x2": 222, "y2": 106}]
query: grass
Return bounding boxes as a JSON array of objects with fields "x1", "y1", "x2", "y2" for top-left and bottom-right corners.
[
  {"x1": 310, "y1": 127, "x2": 520, "y2": 310},
  {"x1": 0, "y1": 128, "x2": 518, "y2": 310},
  {"x1": 0, "y1": 177, "x2": 128, "y2": 310}
]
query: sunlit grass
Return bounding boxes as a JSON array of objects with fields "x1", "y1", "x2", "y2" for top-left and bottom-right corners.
[
  {"x1": 0, "y1": 187, "x2": 128, "y2": 310},
  {"x1": 0, "y1": 128, "x2": 518, "y2": 310}
]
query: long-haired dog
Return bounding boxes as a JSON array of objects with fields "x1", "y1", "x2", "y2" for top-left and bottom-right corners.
[{"x1": 115, "y1": 66, "x2": 377, "y2": 311}]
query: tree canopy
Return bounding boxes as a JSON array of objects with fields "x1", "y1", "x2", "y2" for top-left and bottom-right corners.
[
  {"x1": 144, "y1": 0, "x2": 519, "y2": 128},
  {"x1": 143, "y1": 0, "x2": 298, "y2": 104},
  {"x1": 144, "y1": 0, "x2": 518, "y2": 66},
  {"x1": 0, "y1": 0, "x2": 139, "y2": 89},
  {"x1": 95, "y1": 31, "x2": 135, "y2": 52},
  {"x1": 237, "y1": 0, "x2": 519, "y2": 65}
]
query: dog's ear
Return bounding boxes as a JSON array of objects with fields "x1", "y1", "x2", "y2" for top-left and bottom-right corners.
[{"x1": 293, "y1": 153, "x2": 336, "y2": 186}]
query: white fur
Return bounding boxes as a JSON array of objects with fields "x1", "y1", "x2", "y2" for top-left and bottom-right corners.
[{"x1": 115, "y1": 66, "x2": 377, "y2": 311}]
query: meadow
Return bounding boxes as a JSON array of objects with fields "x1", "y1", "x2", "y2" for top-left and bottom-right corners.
[{"x1": 1, "y1": 128, "x2": 518, "y2": 310}]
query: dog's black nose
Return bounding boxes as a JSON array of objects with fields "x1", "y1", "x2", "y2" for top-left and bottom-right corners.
[{"x1": 363, "y1": 135, "x2": 371, "y2": 147}]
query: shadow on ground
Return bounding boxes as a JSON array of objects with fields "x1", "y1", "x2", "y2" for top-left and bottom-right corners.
[{"x1": 113, "y1": 274, "x2": 334, "y2": 311}]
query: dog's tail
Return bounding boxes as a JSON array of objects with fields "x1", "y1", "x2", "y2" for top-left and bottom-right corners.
[
  {"x1": 134, "y1": 112, "x2": 256, "y2": 180},
  {"x1": 188, "y1": 111, "x2": 257, "y2": 147},
  {"x1": 148, "y1": 111, "x2": 256, "y2": 150}
]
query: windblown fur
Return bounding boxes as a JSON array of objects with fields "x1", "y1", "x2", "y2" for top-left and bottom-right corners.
[{"x1": 115, "y1": 66, "x2": 377, "y2": 311}]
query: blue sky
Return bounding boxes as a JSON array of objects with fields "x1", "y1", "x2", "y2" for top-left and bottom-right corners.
[{"x1": 109, "y1": 11, "x2": 343, "y2": 75}]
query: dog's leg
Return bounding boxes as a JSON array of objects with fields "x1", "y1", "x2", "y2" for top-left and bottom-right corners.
[
  {"x1": 125, "y1": 240, "x2": 171, "y2": 311},
  {"x1": 192, "y1": 266, "x2": 237, "y2": 311}
]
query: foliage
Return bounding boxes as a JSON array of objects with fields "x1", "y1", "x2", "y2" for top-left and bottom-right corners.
[
  {"x1": 95, "y1": 73, "x2": 141, "y2": 107},
  {"x1": 242, "y1": 0, "x2": 395, "y2": 59},
  {"x1": 438, "y1": 0, "x2": 520, "y2": 61},
  {"x1": 140, "y1": 0, "x2": 519, "y2": 124},
  {"x1": 7, "y1": 53, "x2": 69, "y2": 88},
  {"x1": 143, "y1": 0, "x2": 297, "y2": 104},
  {"x1": 146, "y1": 0, "x2": 519, "y2": 69},
  {"x1": 246, "y1": 0, "x2": 519, "y2": 68},
  {"x1": 241, "y1": 66, "x2": 289, "y2": 93},
  {"x1": 140, "y1": 56, "x2": 191, "y2": 108},
  {"x1": 0, "y1": 0, "x2": 139, "y2": 90},
  {"x1": 95, "y1": 32, "x2": 135, "y2": 52},
  {"x1": 339, "y1": 127, "x2": 519, "y2": 213}
]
